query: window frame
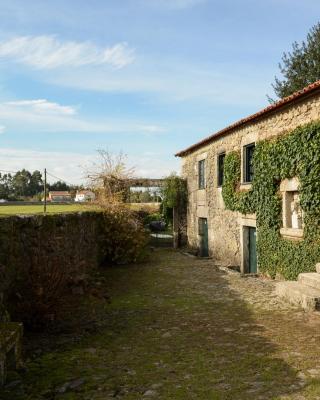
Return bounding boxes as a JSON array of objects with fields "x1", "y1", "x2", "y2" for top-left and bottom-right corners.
[
  {"x1": 243, "y1": 143, "x2": 255, "y2": 183},
  {"x1": 217, "y1": 152, "x2": 226, "y2": 187},
  {"x1": 198, "y1": 159, "x2": 206, "y2": 189}
]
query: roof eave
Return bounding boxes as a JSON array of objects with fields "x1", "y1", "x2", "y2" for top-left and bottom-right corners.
[{"x1": 175, "y1": 80, "x2": 320, "y2": 158}]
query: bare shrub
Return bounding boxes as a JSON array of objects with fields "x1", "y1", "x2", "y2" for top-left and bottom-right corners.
[
  {"x1": 86, "y1": 149, "x2": 135, "y2": 204},
  {"x1": 86, "y1": 150, "x2": 149, "y2": 264}
]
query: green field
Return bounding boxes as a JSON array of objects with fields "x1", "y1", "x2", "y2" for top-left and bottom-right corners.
[
  {"x1": 0, "y1": 203, "x2": 98, "y2": 216},
  {"x1": 0, "y1": 202, "x2": 160, "y2": 216}
]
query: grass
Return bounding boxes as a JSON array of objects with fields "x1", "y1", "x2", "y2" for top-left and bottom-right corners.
[
  {"x1": 0, "y1": 204, "x2": 99, "y2": 216},
  {"x1": 2, "y1": 249, "x2": 320, "y2": 399},
  {"x1": 0, "y1": 202, "x2": 159, "y2": 216}
]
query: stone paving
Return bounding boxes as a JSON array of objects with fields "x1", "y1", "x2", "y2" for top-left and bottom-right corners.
[{"x1": 2, "y1": 249, "x2": 320, "y2": 399}]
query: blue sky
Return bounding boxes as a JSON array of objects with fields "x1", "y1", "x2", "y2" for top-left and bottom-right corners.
[{"x1": 0, "y1": 0, "x2": 318, "y2": 183}]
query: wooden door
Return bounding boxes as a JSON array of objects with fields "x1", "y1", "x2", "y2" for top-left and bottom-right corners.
[
  {"x1": 198, "y1": 218, "x2": 209, "y2": 257},
  {"x1": 248, "y1": 227, "x2": 257, "y2": 273}
]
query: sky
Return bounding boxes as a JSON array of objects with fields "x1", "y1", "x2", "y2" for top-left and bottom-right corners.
[{"x1": 0, "y1": 0, "x2": 318, "y2": 184}]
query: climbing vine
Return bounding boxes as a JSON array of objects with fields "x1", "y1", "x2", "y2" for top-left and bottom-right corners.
[
  {"x1": 222, "y1": 121, "x2": 320, "y2": 279},
  {"x1": 161, "y1": 174, "x2": 187, "y2": 223},
  {"x1": 162, "y1": 174, "x2": 187, "y2": 208},
  {"x1": 222, "y1": 152, "x2": 254, "y2": 215}
]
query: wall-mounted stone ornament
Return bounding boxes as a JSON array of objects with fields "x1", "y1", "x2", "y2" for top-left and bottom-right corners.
[{"x1": 279, "y1": 177, "x2": 304, "y2": 240}]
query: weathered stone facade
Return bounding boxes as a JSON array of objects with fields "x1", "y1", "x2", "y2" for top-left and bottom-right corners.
[{"x1": 177, "y1": 86, "x2": 320, "y2": 271}]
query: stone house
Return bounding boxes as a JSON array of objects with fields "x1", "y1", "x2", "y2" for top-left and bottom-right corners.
[
  {"x1": 75, "y1": 190, "x2": 96, "y2": 202},
  {"x1": 175, "y1": 80, "x2": 320, "y2": 275},
  {"x1": 48, "y1": 191, "x2": 72, "y2": 202}
]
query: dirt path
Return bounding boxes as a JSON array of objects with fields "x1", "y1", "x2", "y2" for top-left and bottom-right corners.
[{"x1": 2, "y1": 249, "x2": 320, "y2": 400}]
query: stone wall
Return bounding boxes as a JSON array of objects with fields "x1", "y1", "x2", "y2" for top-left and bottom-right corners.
[
  {"x1": 0, "y1": 212, "x2": 104, "y2": 304},
  {"x1": 181, "y1": 91, "x2": 320, "y2": 268}
]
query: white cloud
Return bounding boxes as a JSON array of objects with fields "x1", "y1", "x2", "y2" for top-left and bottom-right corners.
[
  {"x1": 0, "y1": 148, "x2": 179, "y2": 184},
  {"x1": 0, "y1": 35, "x2": 135, "y2": 69},
  {"x1": 0, "y1": 99, "x2": 165, "y2": 134},
  {"x1": 48, "y1": 60, "x2": 270, "y2": 108},
  {"x1": 0, "y1": 148, "x2": 92, "y2": 184},
  {"x1": 0, "y1": 126, "x2": 5, "y2": 134},
  {"x1": 5, "y1": 99, "x2": 77, "y2": 115}
]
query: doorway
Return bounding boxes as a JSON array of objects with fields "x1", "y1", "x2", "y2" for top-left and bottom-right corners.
[
  {"x1": 248, "y1": 227, "x2": 257, "y2": 273},
  {"x1": 198, "y1": 218, "x2": 209, "y2": 257},
  {"x1": 243, "y1": 226, "x2": 257, "y2": 273}
]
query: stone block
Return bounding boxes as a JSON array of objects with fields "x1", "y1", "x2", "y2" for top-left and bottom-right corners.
[
  {"x1": 275, "y1": 281, "x2": 320, "y2": 311},
  {"x1": 298, "y1": 273, "x2": 320, "y2": 290}
]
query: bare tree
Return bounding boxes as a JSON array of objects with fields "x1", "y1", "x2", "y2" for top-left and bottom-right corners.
[{"x1": 85, "y1": 150, "x2": 135, "y2": 206}]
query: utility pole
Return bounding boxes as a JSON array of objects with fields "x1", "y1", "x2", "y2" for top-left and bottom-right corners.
[{"x1": 44, "y1": 168, "x2": 47, "y2": 213}]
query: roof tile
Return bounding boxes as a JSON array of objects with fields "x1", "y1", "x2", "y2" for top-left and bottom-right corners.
[{"x1": 175, "y1": 80, "x2": 320, "y2": 157}]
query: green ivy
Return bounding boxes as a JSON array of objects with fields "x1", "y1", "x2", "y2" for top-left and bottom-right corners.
[
  {"x1": 161, "y1": 174, "x2": 187, "y2": 208},
  {"x1": 222, "y1": 152, "x2": 254, "y2": 215},
  {"x1": 222, "y1": 121, "x2": 320, "y2": 279},
  {"x1": 160, "y1": 174, "x2": 187, "y2": 225}
]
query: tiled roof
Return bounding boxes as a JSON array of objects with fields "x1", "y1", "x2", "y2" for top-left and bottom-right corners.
[
  {"x1": 49, "y1": 191, "x2": 71, "y2": 195},
  {"x1": 175, "y1": 80, "x2": 320, "y2": 157},
  {"x1": 77, "y1": 190, "x2": 94, "y2": 194}
]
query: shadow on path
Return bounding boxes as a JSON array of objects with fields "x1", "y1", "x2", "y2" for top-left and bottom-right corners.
[{"x1": 1, "y1": 249, "x2": 304, "y2": 400}]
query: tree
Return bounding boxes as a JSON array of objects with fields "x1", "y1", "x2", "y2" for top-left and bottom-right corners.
[
  {"x1": 271, "y1": 22, "x2": 320, "y2": 100},
  {"x1": 10, "y1": 169, "x2": 44, "y2": 198},
  {"x1": 12, "y1": 169, "x2": 32, "y2": 197},
  {"x1": 161, "y1": 174, "x2": 187, "y2": 224},
  {"x1": 48, "y1": 181, "x2": 70, "y2": 191},
  {"x1": 30, "y1": 170, "x2": 43, "y2": 196},
  {"x1": 86, "y1": 150, "x2": 135, "y2": 205},
  {"x1": 0, "y1": 173, "x2": 13, "y2": 199}
]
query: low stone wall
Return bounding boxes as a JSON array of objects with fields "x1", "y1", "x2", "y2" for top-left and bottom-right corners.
[{"x1": 0, "y1": 212, "x2": 104, "y2": 307}]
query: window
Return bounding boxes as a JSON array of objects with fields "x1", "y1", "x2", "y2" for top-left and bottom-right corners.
[
  {"x1": 243, "y1": 143, "x2": 255, "y2": 183},
  {"x1": 198, "y1": 159, "x2": 205, "y2": 189},
  {"x1": 284, "y1": 191, "x2": 303, "y2": 229},
  {"x1": 279, "y1": 178, "x2": 304, "y2": 240},
  {"x1": 217, "y1": 153, "x2": 225, "y2": 187}
]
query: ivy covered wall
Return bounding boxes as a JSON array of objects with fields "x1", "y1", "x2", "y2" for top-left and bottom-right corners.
[{"x1": 222, "y1": 121, "x2": 320, "y2": 279}]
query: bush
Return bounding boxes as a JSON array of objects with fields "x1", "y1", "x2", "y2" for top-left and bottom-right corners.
[
  {"x1": 143, "y1": 212, "x2": 163, "y2": 225},
  {"x1": 100, "y1": 206, "x2": 149, "y2": 264}
]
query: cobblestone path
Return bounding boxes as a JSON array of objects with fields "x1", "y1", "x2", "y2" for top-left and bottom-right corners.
[{"x1": 2, "y1": 249, "x2": 320, "y2": 400}]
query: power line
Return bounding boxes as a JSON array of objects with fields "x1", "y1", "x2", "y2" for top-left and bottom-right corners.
[
  {"x1": 46, "y1": 170, "x2": 80, "y2": 187},
  {"x1": 0, "y1": 169, "x2": 19, "y2": 174}
]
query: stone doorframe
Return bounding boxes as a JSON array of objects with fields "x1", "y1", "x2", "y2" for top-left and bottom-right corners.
[{"x1": 239, "y1": 214, "x2": 257, "y2": 274}]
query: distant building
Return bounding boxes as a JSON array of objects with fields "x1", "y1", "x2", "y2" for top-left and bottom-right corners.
[
  {"x1": 75, "y1": 190, "x2": 95, "y2": 203},
  {"x1": 48, "y1": 191, "x2": 72, "y2": 202}
]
